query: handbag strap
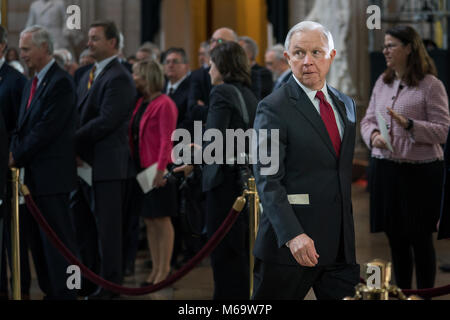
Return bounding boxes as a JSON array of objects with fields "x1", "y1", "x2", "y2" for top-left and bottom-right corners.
[{"x1": 229, "y1": 84, "x2": 249, "y2": 127}]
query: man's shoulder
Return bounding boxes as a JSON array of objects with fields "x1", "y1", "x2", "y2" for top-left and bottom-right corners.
[{"x1": 1, "y1": 64, "x2": 26, "y2": 83}]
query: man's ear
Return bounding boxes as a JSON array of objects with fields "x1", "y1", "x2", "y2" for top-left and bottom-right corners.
[
  {"x1": 329, "y1": 49, "x2": 336, "y2": 61},
  {"x1": 284, "y1": 51, "x2": 291, "y2": 65}
]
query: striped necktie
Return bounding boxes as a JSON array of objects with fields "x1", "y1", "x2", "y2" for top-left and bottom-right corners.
[{"x1": 87, "y1": 65, "x2": 97, "y2": 90}]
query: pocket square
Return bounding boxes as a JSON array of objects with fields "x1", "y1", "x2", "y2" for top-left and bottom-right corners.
[{"x1": 287, "y1": 194, "x2": 310, "y2": 205}]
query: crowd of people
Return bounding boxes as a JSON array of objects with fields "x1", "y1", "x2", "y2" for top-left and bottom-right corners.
[{"x1": 0, "y1": 18, "x2": 449, "y2": 301}]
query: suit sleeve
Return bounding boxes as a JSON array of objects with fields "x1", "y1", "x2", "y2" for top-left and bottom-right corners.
[
  {"x1": 259, "y1": 68, "x2": 274, "y2": 100},
  {"x1": 76, "y1": 74, "x2": 135, "y2": 146},
  {"x1": 411, "y1": 78, "x2": 450, "y2": 145},
  {"x1": 0, "y1": 112, "x2": 7, "y2": 202},
  {"x1": 253, "y1": 99, "x2": 305, "y2": 248},
  {"x1": 12, "y1": 77, "x2": 76, "y2": 167}
]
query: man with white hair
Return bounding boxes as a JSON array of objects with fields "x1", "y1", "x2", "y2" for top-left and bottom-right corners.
[
  {"x1": 265, "y1": 44, "x2": 292, "y2": 91},
  {"x1": 252, "y1": 21, "x2": 359, "y2": 300},
  {"x1": 10, "y1": 25, "x2": 78, "y2": 299},
  {"x1": 239, "y1": 36, "x2": 273, "y2": 100}
]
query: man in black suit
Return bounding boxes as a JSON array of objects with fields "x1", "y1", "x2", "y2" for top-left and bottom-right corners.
[
  {"x1": 163, "y1": 47, "x2": 191, "y2": 132},
  {"x1": 265, "y1": 44, "x2": 292, "y2": 92},
  {"x1": 252, "y1": 21, "x2": 359, "y2": 300},
  {"x1": 239, "y1": 36, "x2": 273, "y2": 101},
  {"x1": 438, "y1": 127, "x2": 450, "y2": 240},
  {"x1": 188, "y1": 27, "x2": 238, "y2": 124},
  {"x1": 10, "y1": 25, "x2": 79, "y2": 299},
  {"x1": 75, "y1": 21, "x2": 136, "y2": 299},
  {"x1": 0, "y1": 25, "x2": 28, "y2": 300}
]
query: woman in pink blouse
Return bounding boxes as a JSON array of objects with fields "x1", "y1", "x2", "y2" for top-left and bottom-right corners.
[
  {"x1": 129, "y1": 59, "x2": 178, "y2": 285},
  {"x1": 361, "y1": 25, "x2": 450, "y2": 290}
]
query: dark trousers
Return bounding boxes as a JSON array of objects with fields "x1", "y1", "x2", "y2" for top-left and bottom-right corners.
[
  {"x1": 252, "y1": 258, "x2": 360, "y2": 300},
  {"x1": 206, "y1": 169, "x2": 249, "y2": 300},
  {"x1": 121, "y1": 178, "x2": 140, "y2": 273},
  {"x1": 386, "y1": 231, "x2": 436, "y2": 289},
  {"x1": 28, "y1": 194, "x2": 78, "y2": 299},
  {"x1": 93, "y1": 180, "x2": 123, "y2": 286}
]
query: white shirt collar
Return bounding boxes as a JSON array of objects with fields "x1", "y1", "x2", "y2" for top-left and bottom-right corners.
[
  {"x1": 0, "y1": 57, "x2": 5, "y2": 70},
  {"x1": 292, "y1": 74, "x2": 330, "y2": 103},
  {"x1": 36, "y1": 58, "x2": 55, "y2": 87},
  {"x1": 167, "y1": 72, "x2": 190, "y2": 93},
  {"x1": 94, "y1": 55, "x2": 117, "y2": 79}
]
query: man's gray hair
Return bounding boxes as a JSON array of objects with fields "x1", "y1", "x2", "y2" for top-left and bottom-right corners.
[
  {"x1": 20, "y1": 25, "x2": 54, "y2": 55},
  {"x1": 267, "y1": 44, "x2": 286, "y2": 61},
  {"x1": 284, "y1": 21, "x2": 334, "y2": 55},
  {"x1": 239, "y1": 36, "x2": 259, "y2": 61}
]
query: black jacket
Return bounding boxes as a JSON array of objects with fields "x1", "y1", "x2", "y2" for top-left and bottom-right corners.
[
  {"x1": 438, "y1": 128, "x2": 450, "y2": 239},
  {"x1": 165, "y1": 74, "x2": 192, "y2": 132},
  {"x1": 202, "y1": 82, "x2": 257, "y2": 192},
  {"x1": 253, "y1": 77, "x2": 357, "y2": 266},
  {"x1": 76, "y1": 58, "x2": 136, "y2": 182},
  {"x1": 11, "y1": 63, "x2": 77, "y2": 196},
  {"x1": 251, "y1": 64, "x2": 273, "y2": 101}
]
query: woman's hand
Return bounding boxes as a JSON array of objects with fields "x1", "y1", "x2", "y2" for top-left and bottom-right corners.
[
  {"x1": 152, "y1": 170, "x2": 167, "y2": 188},
  {"x1": 371, "y1": 131, "x2": 388, "y2": 150},
  {"x1": 173, "y1": 164, "x2": 194, "y2": 178},
  {"x1": 387, "y1": 107, "x2": 408, "y2": 129}
]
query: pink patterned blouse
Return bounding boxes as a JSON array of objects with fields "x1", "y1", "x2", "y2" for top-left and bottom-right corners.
[{"x1": 361, "y1": 74, "x2": 450, "y2": 162}]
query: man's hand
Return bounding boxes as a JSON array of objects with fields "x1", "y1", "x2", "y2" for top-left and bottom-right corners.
[
  {"x1": 288, "y1": 233, "x2": 319, "y2": 267},
  {"x1": 76, "y1": 156, "x2": 84, "y2": 168},
  {"x1": 197, "y1": 100, "x2": 205, "y2": 106},
  {"x1": 8, "y1": 152, "x2": 15, "y2": 167}
]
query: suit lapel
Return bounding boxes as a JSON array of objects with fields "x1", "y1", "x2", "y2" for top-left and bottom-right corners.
[
  {"x1": 18, "y1": 63, "x2": 57, "y2": 129},
  {"x1": 287, "y1": 78, "x2": 337, "y2": 158}
]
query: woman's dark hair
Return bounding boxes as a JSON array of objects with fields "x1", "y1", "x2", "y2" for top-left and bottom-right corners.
[
  {"x1": 383, "y1": 25, "x2": 437, "y2": 87},
  {"x1": 210, "y1": 41, "x2": 251, "y2": 87}
]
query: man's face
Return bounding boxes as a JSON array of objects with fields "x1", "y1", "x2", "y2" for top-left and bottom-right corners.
[
  {"x1": 209, "y1": 28, "x2": 235, "y2": 51},
  {"x1": 198, "y1": 46, "x2": 209, "y2": 67},
  {"x1": 136, "y1": 50, "x2": 151, "y2": 61},
  {"x1": 164, "y1": 52, "x2": 188, "y2": 83},
  {"x1": 87, "y1": 27, "x2": 116, "y2": 62},
  {"x1": 19, "y1": 32, "x2": 48, "y2": 71},
  {"x1": 285, "y1": 30, "x2": 335, "y2": 91},
  {"x1": 0, "y1": 42, "x2": 6, "y2": 58},
  {"x1": 265, "y1": 51, "x2": 279, "y2": 76}
]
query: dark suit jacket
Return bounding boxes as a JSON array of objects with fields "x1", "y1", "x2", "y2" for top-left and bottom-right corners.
[
  {"x1": 74, "y1": 60, "x2": 132, "y2": 86},
  {"x1": 253, "y1": 77, "x2": 357, "y2": 267},
  {"x1": 187, "y1": 67, "x2": 211, "y2": 124},
  {"x1": 76, "y1": 58, "x2": 136, "y2": 182},
  {"x1": 10, "y1": 62, "x2": 77, "y2": 196},
  {"x1": 273, "y1": 71, "x2": 292, "y2": 92},
  {"x1": 251, "y1": 64, "x2": 273, "y2": 101},
  {"x1": 164, "y1": 74, "x2": 192, "y2": 131},
  {"x1": 0, "y1": 63, "x2": 27, "y2": 135},
  {"x1": 0, "y1": 111, "x2": 7, "y2": 202},
  {"x1": 438, "y1": 128, "x2": 450, "y2": 239},
  {"x1": 202, "y1": 82, "x2": 258, "y2": 192}
]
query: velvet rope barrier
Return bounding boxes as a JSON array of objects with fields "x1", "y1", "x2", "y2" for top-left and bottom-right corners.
[{"x1": 21, "y1": 184, "x2": 246, "y2": 296}]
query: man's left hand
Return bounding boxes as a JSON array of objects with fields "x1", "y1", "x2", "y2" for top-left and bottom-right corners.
[{"x1": 8, "y1": 152, "x2": 15, "y2": 167}]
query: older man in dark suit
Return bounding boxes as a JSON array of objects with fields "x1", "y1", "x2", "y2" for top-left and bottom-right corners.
[
  {"x1": 75, "y1": 21, "x2": 136, "y2": 299},
  {"x1": 10, "y1": 25, "x2": 78, "y2": 300},
  {"x1": 252, "y1": 21, "x2": 359, "y2": 300}
]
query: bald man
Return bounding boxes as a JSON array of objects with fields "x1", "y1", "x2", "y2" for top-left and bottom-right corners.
[{"x1": 187, "y1": 27, "x2": 238, "y2": 124}]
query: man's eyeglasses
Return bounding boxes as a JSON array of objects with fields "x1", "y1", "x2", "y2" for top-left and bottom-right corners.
[
  {"x1": 209, "y1": 37, "x2": 225, "y2": 45},
  {"x1": 164, "y1": 59, "x2": 182, "y2": 65}
]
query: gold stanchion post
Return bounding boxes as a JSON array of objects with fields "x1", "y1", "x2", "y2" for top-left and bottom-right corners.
[
  {"x1": 247, "y1": 178, "x2": 259, "y2": 299},
  {"x1": 10, "y1": 168, "x2": 21, "y2": 300}
]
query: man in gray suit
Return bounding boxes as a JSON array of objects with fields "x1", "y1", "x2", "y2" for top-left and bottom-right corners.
[{"x1": 252, "y1": 21, "x2": 359, "y2": 300}]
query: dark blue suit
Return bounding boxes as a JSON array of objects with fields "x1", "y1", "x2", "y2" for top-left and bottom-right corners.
[
  {"x1": 187, "y1": 67, "x2": 211, "y2": 124},
  {"x1": 10, "y1": 62, "x2": 78, "y2": 299},
  {"x1": 165, "y1": 74, "x2": 192, "y2": 131},
  {"x1": 75, "y1": 58, "x2": 136, "y2": 292},
  {"x1": 438, "y1": 128, "x2": 450, "y2": 239}
]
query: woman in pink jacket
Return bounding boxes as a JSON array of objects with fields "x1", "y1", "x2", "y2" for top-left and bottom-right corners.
[
  {"x1": 361, "y1": 25, "x2": 450, "y2": 290},
  {"x1": 129, "y1": 59, "x2": 178, "y2": 285}
]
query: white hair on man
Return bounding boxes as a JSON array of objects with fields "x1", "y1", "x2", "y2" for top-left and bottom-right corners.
[
  {"x1": 284, "y1": 21, "x2": 334, "y2": 57},
  {"x1": 239, "y1": 36, "x2": 259, "y2": 61},
  {"x1": 267, "y1": 44, "x2": 286, "y2": 61},
  {"x1": 20, "y1": 25, "x2": 54, "y2": 55}
]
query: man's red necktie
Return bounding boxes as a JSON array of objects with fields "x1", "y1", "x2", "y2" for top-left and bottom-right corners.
[
  {"x1": 316, "y1": 90, "x2": 341, "y2": 157},
  {"x1": 26, "y1": 76, "x2": 38, "y2": 110}
]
